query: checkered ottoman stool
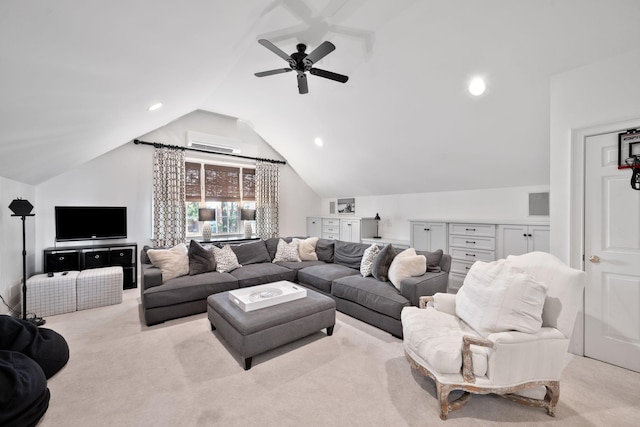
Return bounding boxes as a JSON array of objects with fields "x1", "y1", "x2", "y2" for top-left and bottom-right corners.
[
  {"x1": 76, "y1": 267, "x2": 123, "y2": 311},
  {"x1": 25, "y1": 271, "x2": 79, "y2": 317}
]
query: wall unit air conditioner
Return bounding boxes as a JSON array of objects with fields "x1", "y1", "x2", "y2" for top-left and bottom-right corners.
[{"x1": 186, "y1": 131, "x2": 241, "y2": 154}]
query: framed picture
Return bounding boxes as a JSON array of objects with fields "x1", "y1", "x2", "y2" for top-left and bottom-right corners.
[
  {"x1": 618, "y1": 129, "x2": 640, "y2": 169},
  {"x1": 337, "y1": 198, "x2": 355, "y2": 214}
]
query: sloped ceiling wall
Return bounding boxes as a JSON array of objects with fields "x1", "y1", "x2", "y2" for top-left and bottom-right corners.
[{"x1": 2, "y1": 1, "x2": 640, "y2": 196}]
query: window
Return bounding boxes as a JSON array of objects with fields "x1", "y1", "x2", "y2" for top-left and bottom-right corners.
[{"x1": 185, "y1": 161, "x2": 255, "y2": 237}]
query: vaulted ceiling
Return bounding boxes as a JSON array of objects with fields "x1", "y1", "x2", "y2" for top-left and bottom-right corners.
[{"x1": 2, "y1": 1, "x2": 640, "y2": 197}]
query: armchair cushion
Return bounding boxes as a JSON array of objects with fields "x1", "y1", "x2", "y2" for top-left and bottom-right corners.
[{"x1": 455, "y1": 259, "x2": 548, "y2": 337}]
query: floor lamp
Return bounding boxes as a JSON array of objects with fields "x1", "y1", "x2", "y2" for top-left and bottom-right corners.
[{"x1": 8, "y1": 198, "x2": 43, "y2": 325}]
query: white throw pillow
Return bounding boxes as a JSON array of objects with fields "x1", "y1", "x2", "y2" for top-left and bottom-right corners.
[
  {"x1": 360, "y1": 243, "x2": 381, "y2": 277},
  {"x1": 272, "y1": 239, "x2": 301, "y2": 263},
  {"x1": 388, "y1": 248, "x2": 427, "y2": 289},
  {"x1": 455, "y1": 259, "x2": 549, "y2": 337},
  {"x1": 293, "y1": 237, "x2": 319, "y2": 261},
  {"x1": 146, "y1": 243, "x2": 189, "y2": 282},
  {"x1": 212, "y1": 244, "x2": 242, "y2": 273}
]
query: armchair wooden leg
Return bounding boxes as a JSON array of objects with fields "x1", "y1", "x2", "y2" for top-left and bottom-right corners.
[{"x1": 545, "y1": 382, "x2": 560, "y2": 417}]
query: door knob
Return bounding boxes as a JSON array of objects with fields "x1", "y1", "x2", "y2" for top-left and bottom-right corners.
[{"x1": 588, "y1": 255, "x2": 600, "y2": 263}]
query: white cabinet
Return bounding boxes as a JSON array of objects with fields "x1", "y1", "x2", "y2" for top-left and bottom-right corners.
[
  {"x1": 497, "y1": 224, "x2": 550, "y2": 258},
  {"x1": 322, "y1": 218, "x2": 340, "y2": 240},
  {"x1": 306, "y1": 217, "x2": 322, "y2": 238},
  {"x1": 448, "y1": 223, "x2": 497, "y2": 293},
  {"x1": 340, "y1": 219, "x2": 361, "y2": 243},
  {"x1": 409, "y1": 221, "x2": 448, "y2": 252}
]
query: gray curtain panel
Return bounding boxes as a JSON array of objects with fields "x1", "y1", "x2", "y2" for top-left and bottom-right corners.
[
  {"x1": 153, "y1": 147, "x2": 186, "y2": 247},
  {"x1": 255, "y1": 160, "x2": 280, "y2": 239}
]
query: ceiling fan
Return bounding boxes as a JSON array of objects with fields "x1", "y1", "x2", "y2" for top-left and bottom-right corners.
[{"x1": 254, "y1": 39, "x2": 349, "y2": 94}]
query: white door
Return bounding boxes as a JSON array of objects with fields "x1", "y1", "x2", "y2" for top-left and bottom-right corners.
[{"x1": 584, "y1": 132, "x2": 640, "y2": 372}]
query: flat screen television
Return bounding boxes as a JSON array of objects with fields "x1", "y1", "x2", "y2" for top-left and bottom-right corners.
[{"x1": 55, "y1": 206, "x2": 127, "y2": 241}]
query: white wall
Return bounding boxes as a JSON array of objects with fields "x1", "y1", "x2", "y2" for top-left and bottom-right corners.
[
  {"x1": 321, "y1": 185, "x2": 550, "y2": 240},
  {"x1": 34, "y1": 110, "x2": 320, "y2": 273},
  {"x1": 550, "y1": 48, "x2": 640, "y2": 264},
  {"x1": 0, "y1": 177, "x2": 36, "y2": 314}
]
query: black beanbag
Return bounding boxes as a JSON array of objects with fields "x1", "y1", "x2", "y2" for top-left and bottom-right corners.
[
  {"x1": 0, "y1": 315, "x2": 69, "y2": 379},
  {"x1": 0, "y1": 350, "x2": 50, "y2": 427}
]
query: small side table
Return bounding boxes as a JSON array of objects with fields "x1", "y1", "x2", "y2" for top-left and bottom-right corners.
[{"x1": 25, "y1": 271, "x2": 79, "y2": 317}]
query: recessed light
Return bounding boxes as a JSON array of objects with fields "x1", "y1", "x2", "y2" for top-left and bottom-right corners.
[
  {"x1": 468, "y1": 78, "x2": 486, "y2": 96},
  {"x1": 314, "y1": 137, "x2": 323, "y2": 147},
  {"x1": 147, "y1": 102, "x2": 163, "y2": 111}
]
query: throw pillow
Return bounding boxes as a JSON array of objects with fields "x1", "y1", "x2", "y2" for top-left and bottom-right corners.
[
  {"x1": 146, "y1": 243, "x2": 189, "y2": 282},
  {"x1": 212, "y1": 245, "x2": 242, "y2": 273},
  {"x1": 388, "y1": 248, "x2": 427, "y2": 289},
  {"x1": 371, "y1": 244, "x2": 398, "y2": 282},
  {"x1": 187, "y1": 240, "x2": 216, "y2": 276},
  {"x1": 230, "y1": 240, "x2": 271, "y2": 265},
  {"x1": 416, "y1": 249, "x2": 444, "y2": 272},
  {"x1": 293, "y1": 237, "x2": 319, "y2": 261},
  {"x1": 455, "y1": 259, "x2": 549, "y2": 337},
  {"x1": 360, "y1": 243, "x2": 381, "y2": 277},
  {"x1": 272, "y1": 239, "x2": 301, "y2": 263}
]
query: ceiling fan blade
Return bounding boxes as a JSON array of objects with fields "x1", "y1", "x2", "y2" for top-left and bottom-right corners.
[
  {"x1": 305, "y1": 41, "x2": 336, "y2": 65},
  {"x1": 309, "y1": 68, "x2": 349, "y2": 83},
  {"x1": 297, "y1": 73, "x2": 309, "y2": 94},
  {"x1": 254, "y1": 68, "x2": 292, "y2": 77},
  {"x1": 258, "y1": 39, "x2": 293, "y2": 62}
]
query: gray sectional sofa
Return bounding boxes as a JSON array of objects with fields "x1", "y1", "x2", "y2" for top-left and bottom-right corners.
[{"x1": 140, "y1": 237, "x2": 451, "y2": 337}]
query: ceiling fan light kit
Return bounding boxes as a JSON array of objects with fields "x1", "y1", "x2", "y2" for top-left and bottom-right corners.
[{"x1": 255, "y1": 39, "x2": 349, "y2": 94}]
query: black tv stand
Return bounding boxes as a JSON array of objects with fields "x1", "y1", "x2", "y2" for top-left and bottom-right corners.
[{"x1": 43, "y1": 242, "x2": 138, "y2": 289}]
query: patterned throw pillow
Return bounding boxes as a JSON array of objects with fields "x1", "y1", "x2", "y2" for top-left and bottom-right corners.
[
  {"x1": 360, "y1": 243, "x2": 381, "y2": 277},
  {"x1": 146, "y1": 243, "x2": 189, "y2": 282},
  {"x1": 212, "y1": 245, "x2": 242, "y2": 273},
  {"x1": 272, "y1": 239, "x2": 301, "y2": 263}
]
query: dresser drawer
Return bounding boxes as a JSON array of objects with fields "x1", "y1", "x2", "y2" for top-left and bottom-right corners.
[
  {"x1": 322, "y1": 225, "x2": 340, "y2": 235},
  {"x1": 322, "y1": 218, "x2": 340, "y2": 227},
  {"x1": 449, "y1": 223, "x2": 496, "y2": 237},
  {"x1": 451, "y1": 259, "x2": 476, "y2": 275},
  {"x1": 449, "y1": 235, "x2": 495, "y2": 251},
  {"x1": 449, "y1": 247, "x2": 495, "y2": 262},
  {"x1": 322, "y1": 232, "x2": 340, "y2": 240}
]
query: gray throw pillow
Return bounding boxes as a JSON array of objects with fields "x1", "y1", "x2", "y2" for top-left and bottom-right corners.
[
  {"x1": 315, "y1": 239, "x2": 335, "y2": 263},
  {"x1": 417, "y1": 249, "x2": 444, "y2": 272},
  {"x1": 188, "y1": 240, "x2": 216, "y2": 275},
  {"x1": 371, "y1": 244, "x2": 398, "y2": 282}
]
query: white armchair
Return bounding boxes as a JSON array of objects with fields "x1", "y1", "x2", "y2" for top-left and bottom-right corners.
[{"x1": 401, "y1": 252, "x2": 586, "y2": 420}]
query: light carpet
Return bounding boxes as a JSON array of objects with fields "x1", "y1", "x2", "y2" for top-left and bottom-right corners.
[{"x1": 38, "y1": 289, "x2": 640, "y2": 426}]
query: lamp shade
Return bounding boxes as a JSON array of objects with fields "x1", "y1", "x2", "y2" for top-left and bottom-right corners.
[
  {"x1": 198, "y1": 208, "x2": 216, "y2": 222},
  {"x1": 374, "y1": 213, "x2": 381, "y2": 221},
  {"x1": 240, "y1": 208, "x2": 256, "y2": 221},
  {"x1": 9, "y1": 198, "x2": 34, "y2": 216}
]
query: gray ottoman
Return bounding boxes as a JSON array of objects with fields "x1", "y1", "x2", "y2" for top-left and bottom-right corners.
[{"x1": 207, "y1": 287, "x2": 336, "y2": 370}]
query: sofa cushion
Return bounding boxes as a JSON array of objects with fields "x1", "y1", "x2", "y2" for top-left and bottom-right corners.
[
  {"x1": 388, "y1": 248, "x2": 426, "y2": 289},
  {"x1": 360, "y1": 243, "x2": 380, "y2": 277},
  {"x1": 146, "y1": 243, "x2": 189, "y2": 282},
  {"x1": 188, "y1": 240, "x2": 216, "y2": 276},
  {"x1": 315, "y1": 239, "x2": 335, "y2": 263},
  {"x1": 371, "y1": 244, "x2": 398, "y2": 282},
  {"x1": 297, "y1": 263, "x2": 360, "y2": 294},
  {"x1": 293, "y1": 237, "x2": 319, "y2": 261},
  {"x1": 272, "y1": 239, "x2": 301, "y2": 262},
  {"x1": 401, "y1": 306, "x2": 488, "y2": 376},
  {"x1": 230, "y1": 240, "x2": 271, "y2": 265},
  {"x1": 212, "y1": 245, "x2": 242, "y2": 273},
  {"x1": 456, "y1": 259, "x2": 549, "y2": 337},
  {"x1": 228, "y1": 263, "x2": 296, "y2": 288},
  {"x1": 417, "y1": 249, "x2": 444, "y2": 272},
  {"x1": 332, "y1": 275, "x2": 410, "y2": 320},
  {"x1": 143, "y1": 271, "x2": 239, "y2": 309},
  {"x1": 275, "y1": 260, "x2": 325, "y2": 271},
  {"x1": 334, "y1": 241, "x2": 370, "y2": 270}
]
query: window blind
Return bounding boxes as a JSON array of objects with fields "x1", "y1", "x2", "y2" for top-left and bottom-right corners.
[
  {"x1": 243, "y1": 168, "x2": 255, "y2": 201},
  {"x1": 185, "y1": 162, "x2": 202, "y2": 202},
  {"x1": 204, "y1": 164, "x2": 240, "y2": 202}
]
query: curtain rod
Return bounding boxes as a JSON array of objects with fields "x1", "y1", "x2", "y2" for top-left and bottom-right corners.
[{"x1": 132, "y1": 139, "x2": 286, "y2": 165}]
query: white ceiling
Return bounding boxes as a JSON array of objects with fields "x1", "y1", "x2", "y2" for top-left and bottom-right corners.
[{"x1": 2, "y1": 0, "x2": 640, "y2": 197}]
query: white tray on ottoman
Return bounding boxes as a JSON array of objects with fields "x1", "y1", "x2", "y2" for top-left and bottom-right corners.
[{"x1": 228, "y1": 280, "x2": 307, "y2": 312}]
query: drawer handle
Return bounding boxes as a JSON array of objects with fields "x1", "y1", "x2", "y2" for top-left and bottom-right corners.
[
  {"x1": 465, "y1": 253, "x2": 476, "y2": 257},
  {"x1": 94, "y1": 255, "x2": 100, "y2": 259},
  {"x1": 465, "y1": 266, "x2": 471, "y2": 270},
  {"x1": 466, "y1": 228, "x2": 476, "y2": 231},
  {"x1": 424, "y1": 228, "x2": 430, "y2": 231},
  {"x1": 466, "y1": 241, "x2": 476, "y2": 244},
  {"x1": 58, "y1": 256, "x2": 65, "y2": 261}
]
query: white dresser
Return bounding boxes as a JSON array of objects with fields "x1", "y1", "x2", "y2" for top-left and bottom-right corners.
[{"x1": 448, "y1": 223, "x2": 497, "y2": 293}]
